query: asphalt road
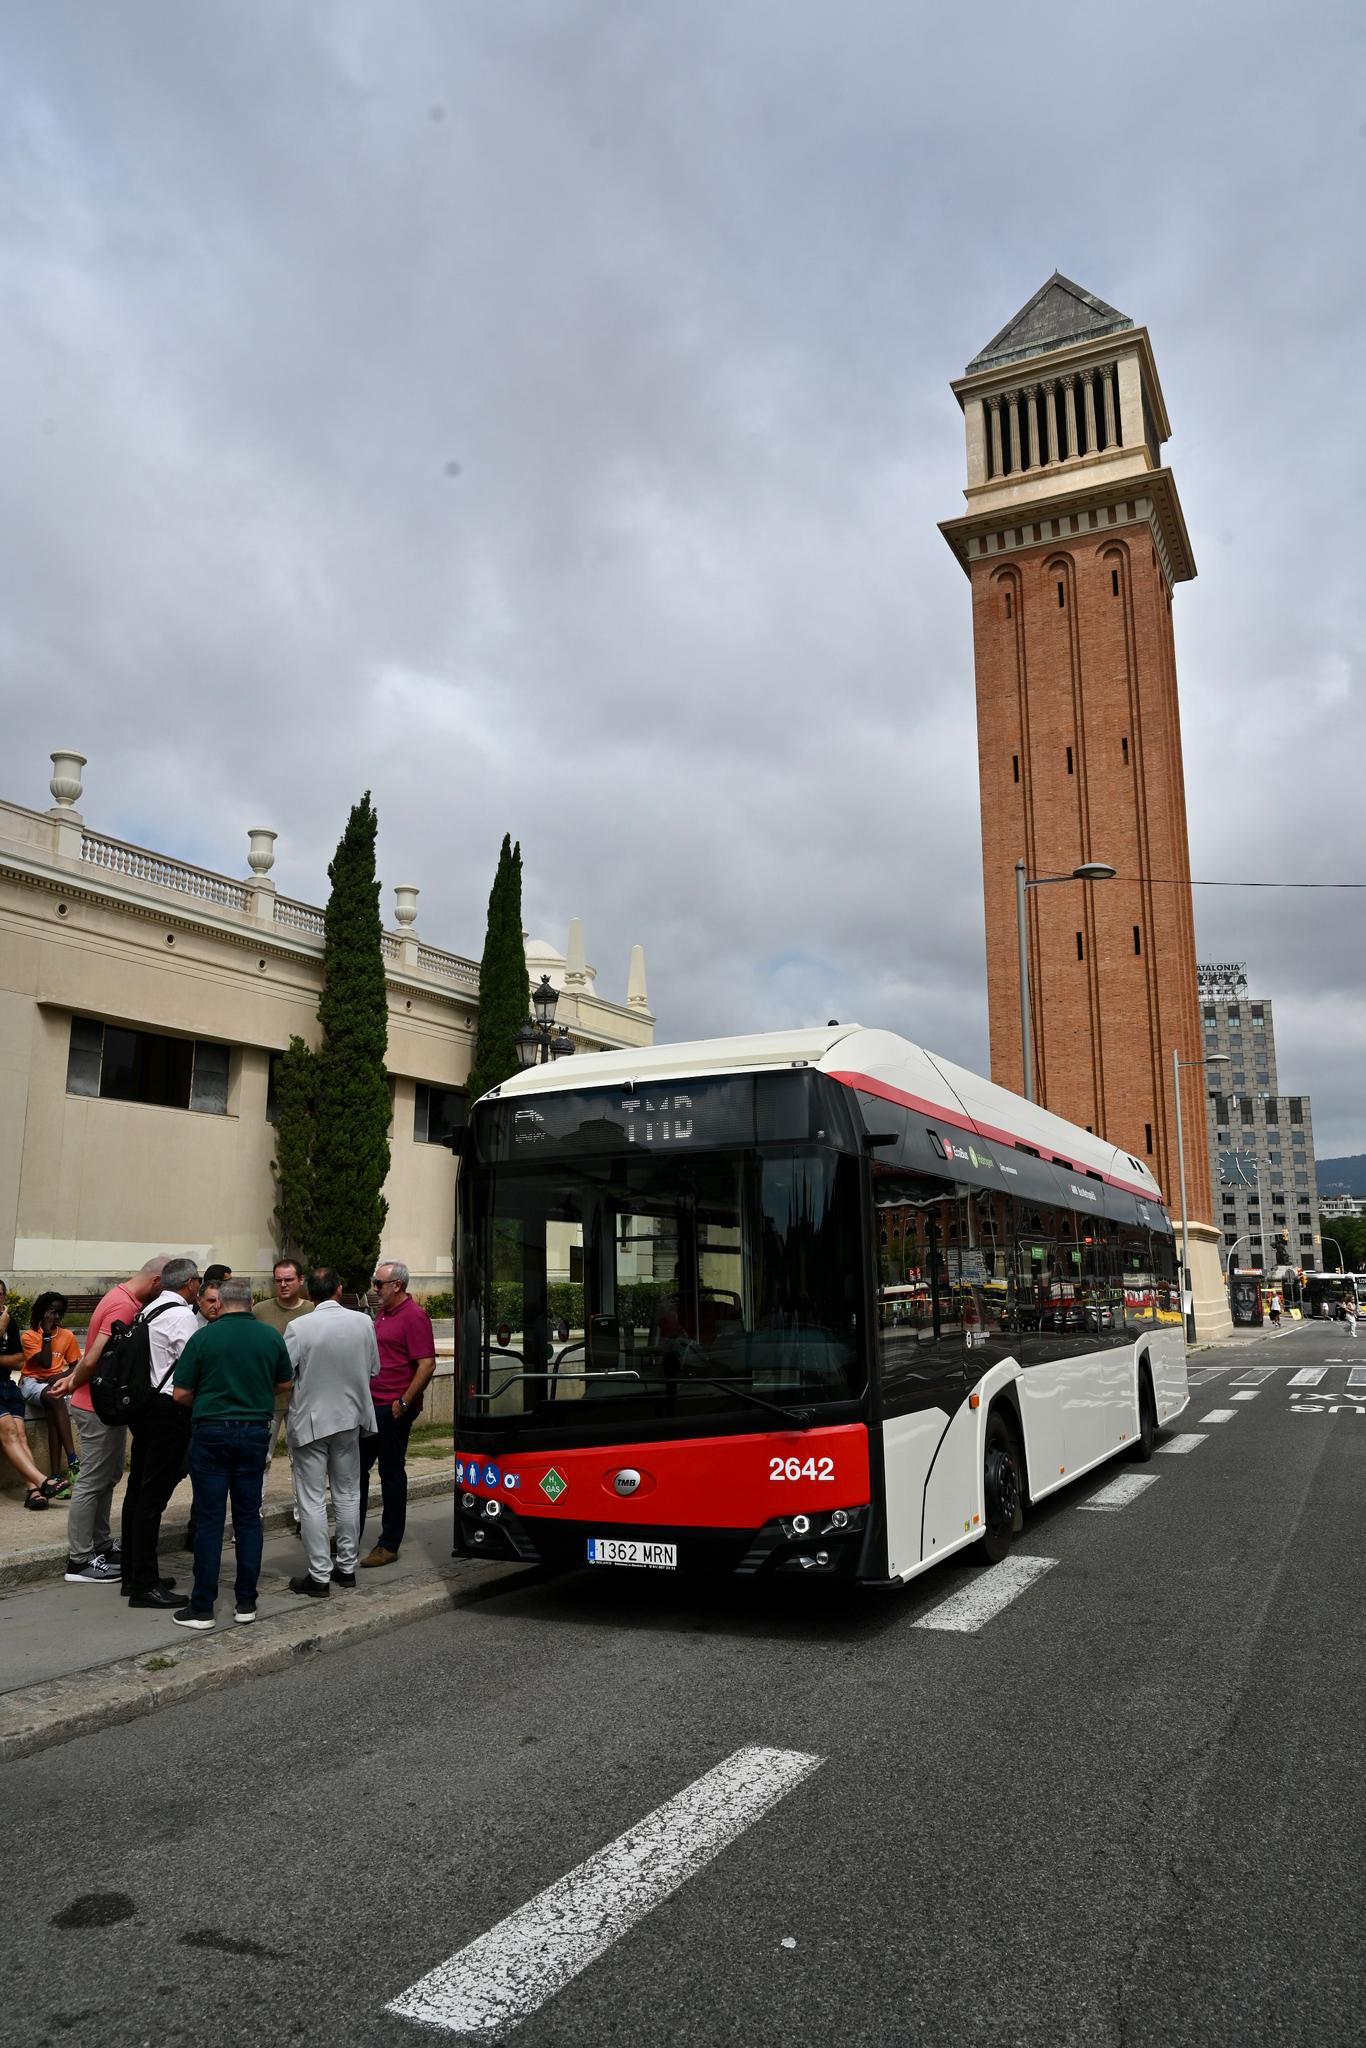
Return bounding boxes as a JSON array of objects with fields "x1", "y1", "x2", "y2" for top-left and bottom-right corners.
[{"x1": 4, "y1": 1320, "x2": 1363, "y2": 2048}]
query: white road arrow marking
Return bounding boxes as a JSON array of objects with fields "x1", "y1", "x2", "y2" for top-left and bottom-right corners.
[{"x1": 386, "y1": 1745, "x2": 823, "y2": 2037}]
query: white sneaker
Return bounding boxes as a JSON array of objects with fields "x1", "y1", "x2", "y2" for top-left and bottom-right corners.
[{"x1": 234, "y1": 1604, "x2": 257, "y2": 1625}]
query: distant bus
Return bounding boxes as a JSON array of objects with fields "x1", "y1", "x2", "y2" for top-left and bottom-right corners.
[
  {"x1": 1303, "y1": 1273, "x2": 1366, "y2": 1318},
  {"x1": 454, "y1": 1025, "x2": 1188, "y2": 1587}
]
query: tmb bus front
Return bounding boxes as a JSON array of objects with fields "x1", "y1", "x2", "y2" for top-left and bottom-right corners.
[{"x1": 455, "y1": 1065, "x2": 874, "y2": 1578}]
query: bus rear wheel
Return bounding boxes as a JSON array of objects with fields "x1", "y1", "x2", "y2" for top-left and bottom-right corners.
[{"x1": 980, "y1": 1410, "x2": 1023, "y2": 1565}]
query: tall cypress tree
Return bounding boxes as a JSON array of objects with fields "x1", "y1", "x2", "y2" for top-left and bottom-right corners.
[
  {"x1": 310, "y1": 793, "x2": 391, "y2": 1289},
  {"x1": 466, "y1": 833, "x2": 527, "y2": 1102},
  {"x1": 271, "y1": 1035, "x2": 317, "y2": 1259}
]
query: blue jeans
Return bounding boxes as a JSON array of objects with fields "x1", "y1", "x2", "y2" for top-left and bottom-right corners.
[{"x1": 188, "y1": 1420, "x2": 272, "y2": 1615}]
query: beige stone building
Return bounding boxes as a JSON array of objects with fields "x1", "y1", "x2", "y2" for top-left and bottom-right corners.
[{"x1": 0, "y1": 750, "x2": 654, "y2": 1295}]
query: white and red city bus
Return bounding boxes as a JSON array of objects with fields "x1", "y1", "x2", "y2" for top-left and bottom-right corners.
[{"x1": 454, "y1": 1026, "x2": 1187, "y2": 1585}]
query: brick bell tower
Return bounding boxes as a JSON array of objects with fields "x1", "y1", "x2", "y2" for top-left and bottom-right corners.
[{"x1": 940, "y1": 273, "x2": 1227, "y2": 1332}]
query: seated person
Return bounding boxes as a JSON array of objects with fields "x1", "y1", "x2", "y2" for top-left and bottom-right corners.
[{"x1": 20, "y1": 1291, "x2": 82, "y2": 1493}]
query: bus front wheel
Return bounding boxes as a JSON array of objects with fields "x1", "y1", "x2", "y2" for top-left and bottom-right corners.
[
  {"x1": 1132, "y1": 1372, "x2": 1157, "y2": 1462},
  {"x1": 980, "y1": 1410, "x2": 1023, "y2": 1565}
]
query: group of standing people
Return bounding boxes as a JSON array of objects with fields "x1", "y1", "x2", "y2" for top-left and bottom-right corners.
[{"x1": 0, "y1": 1254, "x2": 438, "y2": 1631}]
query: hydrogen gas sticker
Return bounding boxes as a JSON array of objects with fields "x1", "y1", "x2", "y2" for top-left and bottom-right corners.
[{"x1": 539, "y1": 1467, "x2": 568, "y2": 1503}]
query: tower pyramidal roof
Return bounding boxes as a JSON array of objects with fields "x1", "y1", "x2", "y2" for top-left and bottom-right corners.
[{"x1": 966, "y1": 272, "x2": 1133, "y2": 375}]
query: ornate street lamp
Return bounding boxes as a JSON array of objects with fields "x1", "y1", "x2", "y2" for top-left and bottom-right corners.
[{"x1": 516, "y1": 974, "x2": 578, "y2": 1068}]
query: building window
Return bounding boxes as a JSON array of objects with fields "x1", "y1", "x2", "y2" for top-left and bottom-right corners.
[
  {"x1": 1122, "y1": 735, "x2": 1130, "y2": 764},
  {"x1": 1298, "y1": 1212, "x2": 1311, "y2": 1225},
  {"x1": 1066, "y1": 746, "x2": 1074, "y2": 774},
  {"x1": 1133, "y1": 925, "x2": 1142, "y2": 955},
  {"x1": 1111, "y1": 569, "x2": 1120, "y2": 596},
  {"x1": 1289, "y1": 1099, "x2": 1303, "y2": 1124},
  {"x1": 1076, "y1": 931, "x2": 1084, "y2": 960},
  {"x1": 1057, "y1": 581, "x2": 1065, "y2": 608},
  {"x1": 1232, "y1": 1071, "x2": 1245, "y2": 1087},
  {"x1": 1012, "y1": 754, "x2": 1019, "y2": 783},
  {"x1": 66, "y1": 1016, "x2": 230, "y2": 1115},
  {"x1": 1145, "y1": 1122, "x2": 1153, "y2": 1153},
  {"x1": 413, "y1": 1082, "x2": 468, "y2": 1147}
]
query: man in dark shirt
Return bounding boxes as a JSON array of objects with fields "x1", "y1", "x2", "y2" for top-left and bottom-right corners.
[{"x1": 171, "y1": 1276, "x2": 293, "y2": 1629}]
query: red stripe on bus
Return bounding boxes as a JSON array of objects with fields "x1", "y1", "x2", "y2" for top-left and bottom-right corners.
[
  {"x1": 829, "y1": 1069, "x2": 1165, "y2": 1206},
  {"x1": 458, "y1": 1423, "x2": 871, "y2": 1527}
]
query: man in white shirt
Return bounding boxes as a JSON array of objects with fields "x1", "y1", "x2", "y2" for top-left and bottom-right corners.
[
  {"x1": 121, "y1": 1256, "x2": 201, "y2": 1609},
  {"x1": 284, "y1": 1268, "x2": 380, "y2": 1596}
]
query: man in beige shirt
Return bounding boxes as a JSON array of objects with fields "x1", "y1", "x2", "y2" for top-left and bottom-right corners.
[{"x1": 253, "y1": 1258, "x2": 313, "y2": 1519}]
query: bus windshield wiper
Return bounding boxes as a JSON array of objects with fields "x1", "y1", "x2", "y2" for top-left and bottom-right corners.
[{"x1": 676, "y1": 1376, "x2": 816, "y2": 1429}]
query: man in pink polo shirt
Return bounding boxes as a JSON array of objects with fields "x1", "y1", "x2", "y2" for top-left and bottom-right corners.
[
  {"x1": 50, "y1": 1255, "x2": 167, "y2": 1584},
  {"x1": 359, "y1": 1258, "x2": 436, "y2": 1568}
]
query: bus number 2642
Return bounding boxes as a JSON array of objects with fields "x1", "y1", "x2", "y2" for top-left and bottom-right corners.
[{"x1": 769, "y1": 1455, "x2": 835, "y2": 1482}]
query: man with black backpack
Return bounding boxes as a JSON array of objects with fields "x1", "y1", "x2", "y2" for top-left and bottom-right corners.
[
  {"x1": 48, "y1": 1255, "x2": 168, "y2": 1584},
  {"x1": 120, "y1": 1257, "x2": 201, "y2": 1608}
]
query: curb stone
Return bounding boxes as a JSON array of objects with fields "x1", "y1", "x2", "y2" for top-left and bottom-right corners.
[
  {"x1": 0, "y1": 1555, "x2": 521, "y2": 1763},
  {"x1": 0, "y1": 1467, "x2": 454, "y2": 1593}
]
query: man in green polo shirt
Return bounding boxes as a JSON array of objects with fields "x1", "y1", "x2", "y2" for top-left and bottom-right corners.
[{"x1": 170, "y1": 1276, "x2": 293, "y2": 1630}]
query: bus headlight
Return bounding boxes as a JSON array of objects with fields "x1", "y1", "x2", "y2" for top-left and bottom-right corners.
[
  {"x1": 484, "y1": 1497, "x2": 502, "y2": 1519},
  {"x1": 461, "y1": 1492, "x2": 477, "y2": 1510},
  {"x1": 780, "y1": 1506, "x2": 867, "y2": 1542}
]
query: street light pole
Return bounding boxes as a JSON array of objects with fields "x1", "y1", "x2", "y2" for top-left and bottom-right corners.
[
  {"x1": 1322, "y1": 1233, "x2": 1345, "y2": 1273},
  {"x1": 515, "y1": 973, "x2": 578, "y2": 1070},
  {"x1": 1174, "y1": 1048, "x2": 1230, "y2": 1344},
  {"x1": 1014, "y1": 859, "x2": 1116, "y2": 1104}
]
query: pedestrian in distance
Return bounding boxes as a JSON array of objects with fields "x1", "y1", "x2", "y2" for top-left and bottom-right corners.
[
  {"x1": 19, "y1": 1292, "x2": 82, "y2": 1490},
  {"x1": 120, "y1": 1256, "x2": 201, "y2": 1609},
  {"x1": 1343, "y1": 1297, "x2": 1358, "y2": 1340},
  {"x1": 1268, "y1": 1291, "x2": 1282, "y2": 1329},
  {"x1": 284, "y1": 1267, "x2": 381, "y2": 1598},
  {"x1": 48, "y1": 1255, "x2": 169, "y2": 1583},
  {"x1": 359, "y1": 1259, "x2": 437, "y2": 1569},
  {"x1": 0, "y1": 1277, "x2": 66, "y2": 1511},
  {"x1": 170, "y1": 1275, "x2": 293, "y2": 1629}
]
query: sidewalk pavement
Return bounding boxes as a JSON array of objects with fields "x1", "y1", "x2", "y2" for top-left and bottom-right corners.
[
  {"x1": 0, "y1": 1444, "x2": 450, "y2": 1590},
  {"x1": 0, "y1": 1474, "x2": 523, "y2": 1764}
]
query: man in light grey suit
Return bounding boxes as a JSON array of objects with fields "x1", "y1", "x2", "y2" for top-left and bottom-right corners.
[{"x1": 283, "y1": 1267, "x2": 380, "y2": 1597}]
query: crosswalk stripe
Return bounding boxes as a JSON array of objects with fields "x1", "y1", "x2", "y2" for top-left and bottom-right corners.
[
  {"x1": 1202, "y1": 1408, "x2": 1237, "y2": 1423},
  {"x1": 1289, "y1": 1367, "x2": 1326, "y2": 1387},
  {"x1": 1349, "y1": 1367, "x2": 1366, "y2": 1389},
  {"x1": 386, "y1": 1745, "x2": 823, "y2": 2036},
  {"x1": 1232, "y1": 1391, "x2": 1258, "y2": 1401},
  {"x1": 912, "y1": 1554, "x2": 1057, "y2": 1633},
  {"x1": 1231, "y1": 1367, "x2": 1277, "y2": 1385},
  {"x1": 1078, "y1": 1473, "x2": 1160, "y2": 1512},
  {"x1": 1156, "y1": 1433, "x2": 1207, "y2": 1455}
]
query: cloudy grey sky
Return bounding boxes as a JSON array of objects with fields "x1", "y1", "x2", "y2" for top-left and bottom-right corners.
[{"x1": 4, "y1": 1, "x2": 1364, "y2": 1150}]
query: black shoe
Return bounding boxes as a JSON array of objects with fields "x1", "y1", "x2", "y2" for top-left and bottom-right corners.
[
  {"x1": 288, "y1": 1573, "x2": 330, "y2": 1598},
  {"x1": 123, "y1": 1576, "x2": 176, "y2": 1598},
  {"x1": 330, "y1": 1567, "x2": 356, "y2": 1589},
  {"x1": 128, "y1": 1585, "x2": 180, "y2": 1610}
]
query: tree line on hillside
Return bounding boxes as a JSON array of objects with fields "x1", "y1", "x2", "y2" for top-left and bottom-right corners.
[{"x1": 273, "y1": 808, "x2": 527, "y2": 1291}]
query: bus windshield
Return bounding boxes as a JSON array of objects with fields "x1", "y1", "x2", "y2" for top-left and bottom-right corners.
[{"x1": 459, "y1": 1145, "x2": 867, "y2": 1445}]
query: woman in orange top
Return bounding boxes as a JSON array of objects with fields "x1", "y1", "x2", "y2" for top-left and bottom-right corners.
[{"x1": 20, "y1": 1291, "x2": 82, "y2": 1491}]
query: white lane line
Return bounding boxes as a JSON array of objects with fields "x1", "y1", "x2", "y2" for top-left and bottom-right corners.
[
  {"x1": 1231, "y1": 1367, "x2": 1277, "y2": 1385},
  {"x1": 1079, "y1": 1473, "x2": 1160, "y2": 1512},
  {"x1": 1232, "y1": 1391, "x2": 1259, "y2": 1402},
  {"x1": 386, "y1": 1745, "x2": 823, "y2": 2037},
  {"x1": 1156, "y1": 1433, "x2": 1207, "y2": 1455},
  {"x1": 1202, "y1": 1408, "x2": 1237, "y2": 1423},
  {"x1": 912, "y1": 1554, "x2": 1057, "y2": 1633},
  {"x1": 1187, "y1": 1367, "x2": 1228, "y2": 1385},
  {"x1": 1349, "y1": 1367, "x2": 1366, "y2": 1389},
  {"x1": 1289, "y1": 1367, "x2": 1327, "y2": 1387}
]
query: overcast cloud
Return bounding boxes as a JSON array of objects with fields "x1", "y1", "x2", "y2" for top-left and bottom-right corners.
[{"x1": 3, "y1": 1, "x2": 1364, "y2": 1151}]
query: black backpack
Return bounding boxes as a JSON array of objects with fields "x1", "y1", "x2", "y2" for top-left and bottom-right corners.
[{"x1": 88, "y1": 1300, "x2": 183, "y2": 1426}]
